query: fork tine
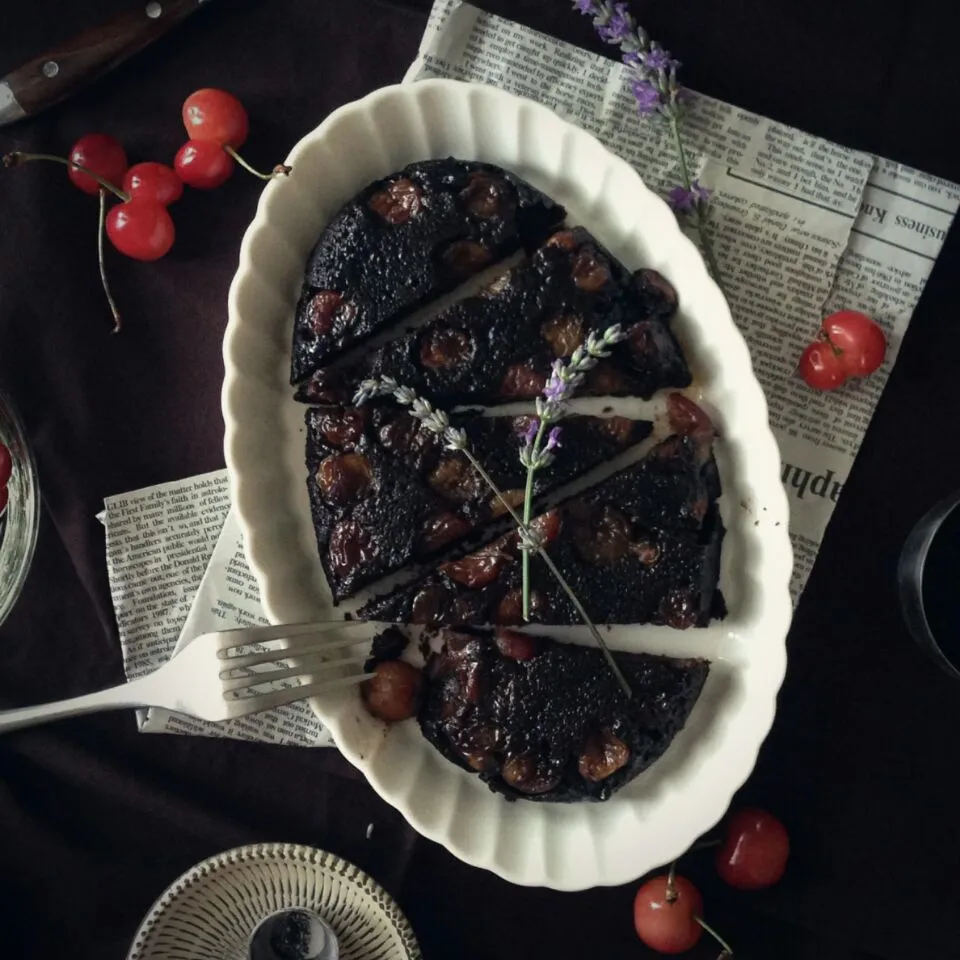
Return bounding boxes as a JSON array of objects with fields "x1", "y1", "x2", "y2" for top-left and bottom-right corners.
[
  {"x1": 226, "y1": 674, "x2": 368, "y2": 715},
  {"x1": 218, "y1": 633, "x2": 372, "y2": 667},
  {"x1": 220, "y1": 653, "x2": 364, "y2": 692},
  {"x1": 214, "y1": 618, "x2": 371, "y2": 653}
]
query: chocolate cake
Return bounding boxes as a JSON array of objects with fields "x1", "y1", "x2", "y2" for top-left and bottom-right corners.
[
  {"x1": 358, "y1": 433, "x2": 724, "y2": 626},
  {"x1": 294, "y1": 226, "x2": 691, "y2": 407},
  {"x1": 291, "y1": 158, "x2": 565, "y2": 384},
  {"x1": 292, "y1": 160, "x2": 724, "y2": 800},
  {"x1": 419, "y1": 627, "x2": 709, "y2": 802},
  {"x1": 306, "y1": 405, "x2": 652, "y2": 602}
]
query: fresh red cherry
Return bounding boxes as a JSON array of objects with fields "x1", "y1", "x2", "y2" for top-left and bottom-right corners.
[
  {"x1": 799, "y1": 310, "x2": 886, "y2": 391},
  {"x1": 122, "y1": 162, "x2": 183, "y2": 206},
  {"x1": 823, "y1": 309, "x2": 886, "y2": 378},
  {"x1": 0, "y1": 442, "x2": 12, "y2": 487},
  {"x1": 181, "y1": 88, "x2": 249, "y2": 148},
  {"x1": 174, "y1": 140, "x2": 235, "y2": 190},
  {"x1": 798, "y1": 340, "x2": 847, "y2": 390},
  {"x1": 106, "y1": 199, "x2": 175, "y2": 261},
  {"x1": 67, "y1": 134, "x2": 128, "y2": 195},
  {"x1": 716, "y1": 807, "x2": 790, "y2": 891},
  {"x1": 633, "y1": 874, "x2": 703, "y2": 954}
]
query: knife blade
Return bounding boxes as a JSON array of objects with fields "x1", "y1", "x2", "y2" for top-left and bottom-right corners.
[{"x1": 0, "y1": 0, "x2": 212, "y2": 127}]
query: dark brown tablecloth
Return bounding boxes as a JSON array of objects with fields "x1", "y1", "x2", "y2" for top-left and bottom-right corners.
[{"x1": 2, "y1": 1, "x2": 960, "y2": 958}]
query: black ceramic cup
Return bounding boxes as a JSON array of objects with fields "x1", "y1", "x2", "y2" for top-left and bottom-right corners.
[{"x1": 898, "y1": 489, "x2": 960, "y2": 680}]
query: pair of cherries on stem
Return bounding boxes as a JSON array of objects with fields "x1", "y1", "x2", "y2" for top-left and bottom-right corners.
[
  {"x1": 633, "y1": 807, "x2": 790, "y2": 956},
  {"x1": 67, "y1": 89, "x2": 285, "y2": 263},
  {"x1": 176, "y1": 87, "x2": 290, "y2": 190},
  {"x1": 68, "y1": 133, "x2": 177, "y2": 262},
  {"x1": 799, "y1": 310, "x2": 886, "y2": 391}
]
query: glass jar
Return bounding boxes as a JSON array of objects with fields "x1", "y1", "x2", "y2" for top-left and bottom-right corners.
[
  {"x1": 0, "y1": 391, "x2": 40, "y2": 626},
  {"x1": 898, "y1": 489, "x2": 960, "y2": 680}
]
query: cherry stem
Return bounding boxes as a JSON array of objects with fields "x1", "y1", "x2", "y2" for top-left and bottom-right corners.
[
  {"x1": 665, "y1": 861, "x2": 678, "y2": 904},
  {"x1": 816, "y1": 328, "x2": 844, "y2": 357},
  {"x1": 2, "y1": 151, "x2": 129, "y2": 201},
  {"x1": 223, "y1": 146, "x2": 291, "y2": 181},
  {"x1": 97, "y1": 189, "x2": 122, "y2": 334},
  {"x1": 695, "y1": 916, "x2": 734, "y2": 959}
]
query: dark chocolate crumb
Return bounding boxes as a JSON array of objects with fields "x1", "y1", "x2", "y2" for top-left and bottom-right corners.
[{"x1": 364, "y1": 626, "x2": 409, "y2": 672}]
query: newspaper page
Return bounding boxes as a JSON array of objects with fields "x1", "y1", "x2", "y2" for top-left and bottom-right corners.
[
  {"x1": 101, "y1": 470, "x2": 230, "y2": 691},
  {"x1": 101, "y1": 475, "x2": 331, "y2": 745},
  {"x1": 409, "y1": 0, "x2": 960, "y2": 597},
  {"x1": 140, "y1": 509, "x2": 331, "y2": 745}
]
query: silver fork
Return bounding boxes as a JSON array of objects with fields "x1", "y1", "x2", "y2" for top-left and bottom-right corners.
[{"x1": 0, "y1": 620, "x2": 374, "y2": 734}]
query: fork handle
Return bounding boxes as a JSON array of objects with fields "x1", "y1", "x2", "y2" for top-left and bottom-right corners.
[{"x1": 0, "y1": 671, "x2": 164, "y2": 733}]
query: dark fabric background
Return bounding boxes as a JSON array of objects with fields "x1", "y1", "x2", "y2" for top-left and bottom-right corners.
[{"x1": 1, "y1": 1, "x2": 959, "y2": 958}]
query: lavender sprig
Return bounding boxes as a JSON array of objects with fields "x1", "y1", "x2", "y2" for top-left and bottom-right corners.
[
  {"x1": 572, "y1": 1, "x2": 722, "y2": 284},
  {"x1": 576, "y1": 1, "x2": 682, "y2": 118},
  {"x1": 519, "y1": 324, "x2": 626, "y2": 619},
  {"x1": 353, "y1": 376, "x2": 632, "y2": 698},
  {"x1": 355, "y1": 376, "x2": 469, "y2": 452}
]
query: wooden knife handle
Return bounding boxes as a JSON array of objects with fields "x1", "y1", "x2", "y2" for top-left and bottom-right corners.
[{"x1": 4, "y1": 0, "x2": 204, "y2": 116}]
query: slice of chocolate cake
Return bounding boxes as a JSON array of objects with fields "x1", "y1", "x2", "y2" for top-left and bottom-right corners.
[
  {"x1": 419, "y1": 627, "x2": 709, "y2": 802},
  {"x1": 358, "y1": 433, "x2": 724, "y2": 626},
  {"x1": 307, "y1": 405, "x2": 652, "y2": 602},
  {"x1": 295, "y1": 226, "x2": 692, "y2": 406},
  {"x1": 291, "y1": 158, "x2": 565, "y2": 384}
]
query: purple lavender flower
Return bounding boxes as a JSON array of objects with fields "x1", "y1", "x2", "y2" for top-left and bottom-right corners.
[
  {"x1": 641, "y1": 46, "x2": 680, "y2": 73},
  {"x1": 631, "y1": 78, "x2": 662, "y2": 115},
  {"x1": 523, "y1": 418, "x2": 539, "y2": 447},
  {"x1": 596, "y1": 2, "x2": 633, "y2": 42},
  {"x1": 667, "y1": 180, "x2": 711, "y2": 213},
  {"x1": 576, "y1": 0, "x2": 684, "y2": 117},
  {"x1": 544, "y1": 426, "x2": 562, "y2": 453},
  {"x1": 543, "y1": 361, "x2": 569, "y2": 403},
  {"x1": 572, "y1": 3, "x2": 722, "y2": 284},
  {"x1": 667, "y1": 185, "x2": 696, "y2": 213}
]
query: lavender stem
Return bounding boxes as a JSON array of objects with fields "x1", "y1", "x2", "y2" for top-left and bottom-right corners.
[
  {"x1": 460, "y1": 447, "x2": 633, "y2": 699},
  {"x1": 668, "y1": 115, "x2": 723, "y2": 285},
  {"x1": 670, "y1": 114, "x2": 693, "y2": 190},
  {"x1": 536, "y1": 549, "x2": 633, "y2": 698},
  {"x1": 521, "y1": 419, "x2": 548, "y2": 621}
]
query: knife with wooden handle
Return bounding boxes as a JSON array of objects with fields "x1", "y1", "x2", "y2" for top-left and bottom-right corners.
[{"x1": 0, "y1": 0, "x2": 212, "y2": 127}]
